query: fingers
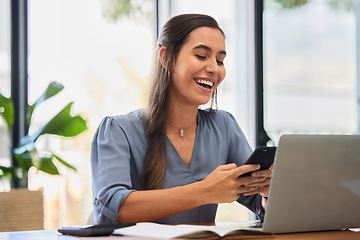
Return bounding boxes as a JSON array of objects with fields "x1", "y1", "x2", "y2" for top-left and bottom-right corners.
[
  {"x1": 245, "y1": 177, "x2": 271, "y2": 187},
  {"x1": 218, "y1": 163, "x2": 262, "y2": 177},
  {"x1": 241, "y1": 168, "x2": 273, "y2": 197},
  {"x1": 234, "y1": 164, "x2": 260, "y2": 177},
  {"x1": 250, "y1": 168, "x2": 273, "y2": 178},
  {"x1": 242, "y1": 176, "x2": 271, "y2": 196},
  {"x1": 218, "y1": 163, "x2": 238, "y2": 171},
  {"x1": 243, "y1": 185, "x2": 270, "y2": 197},
  {"x1": 238, "y1": 185, "x2": 260, "y2": 195}
]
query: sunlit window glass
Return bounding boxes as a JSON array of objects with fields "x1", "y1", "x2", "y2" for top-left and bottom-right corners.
[
  {"x1": 263, "y1": 0, "x2": 359, "y2": 144},
  {"x1": 28, "y1": 0, "x2": 154, "y2": 228},
  {"x1": 0, "y1": 0, "x2": 11, "y2": 188}
]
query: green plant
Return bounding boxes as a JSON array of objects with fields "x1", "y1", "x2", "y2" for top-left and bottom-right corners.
[{"x1": 0, "y1": 82, "x2": 87, "y2": 188}]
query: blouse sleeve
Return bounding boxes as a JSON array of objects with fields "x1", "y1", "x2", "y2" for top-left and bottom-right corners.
[
  {"x1": 91, "y1": 117, "x2": 136, "y2": 224},
  {"x1": 224, "y1": 112, "x2": 266, "y2": 221}
]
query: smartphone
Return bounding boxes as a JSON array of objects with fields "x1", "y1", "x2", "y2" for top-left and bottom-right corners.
[{"x1": 240, "y1": 146, "x2": 277, "y2": 177}]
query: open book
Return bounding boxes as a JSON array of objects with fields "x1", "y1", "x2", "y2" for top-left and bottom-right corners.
[{"x1": 113, "y1": 222, "x2": 274, "y2": 239}]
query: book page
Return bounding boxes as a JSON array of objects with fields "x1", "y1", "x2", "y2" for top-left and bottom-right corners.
[
  {"x1": 114, "y1": 223, "x2": 219, "y2": 239},
  {"x1": 114, "y1": 222, "x2": 273, "y2": 239}
]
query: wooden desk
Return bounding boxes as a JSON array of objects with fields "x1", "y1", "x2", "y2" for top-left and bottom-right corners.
[{"x1": 0, "y1": 229, "x2": 359, "y2": 240}]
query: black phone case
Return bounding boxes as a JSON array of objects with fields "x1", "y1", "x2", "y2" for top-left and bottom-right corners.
[{"x1": 241, "y1": 146, "x2": 277, "y2": 177}]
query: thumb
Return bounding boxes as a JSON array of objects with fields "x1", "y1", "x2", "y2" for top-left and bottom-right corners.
[
  {"x1": 235, "y1": 164, "x2": 261, "y2": 176},
  {"x1": 218, "y1": 163, "x2": 238, "y2": 171}
]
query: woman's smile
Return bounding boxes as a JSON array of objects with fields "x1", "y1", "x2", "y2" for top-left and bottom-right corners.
[{"x1": 194, "y1": 77, "x2": 215, "y2": 92}]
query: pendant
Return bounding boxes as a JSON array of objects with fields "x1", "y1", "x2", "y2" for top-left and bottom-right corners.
[{"x1": 180, "y1": 129, "x2": 184, "y2": 137}]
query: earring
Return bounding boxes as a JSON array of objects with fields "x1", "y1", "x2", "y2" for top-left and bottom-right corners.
[{"x1": 167, "y1": 71, "x2": 171, "y2": 80}]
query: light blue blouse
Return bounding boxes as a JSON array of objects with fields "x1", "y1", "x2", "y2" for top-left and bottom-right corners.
[{"x1": 91, "y1": 109, "x2": 265, "y2": 224}]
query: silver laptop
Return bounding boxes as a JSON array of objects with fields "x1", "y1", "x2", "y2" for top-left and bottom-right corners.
[
  {"x1": 220, "y1": 134, "x2": 360, "y2": 233},
  {"x1": 263, "y1": 134, "x2": 360, "y2": 233}
]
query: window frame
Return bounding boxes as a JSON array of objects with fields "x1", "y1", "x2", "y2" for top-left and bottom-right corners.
[{"x1": 10, "y1": 0, "x2": 28, "y2": 188}]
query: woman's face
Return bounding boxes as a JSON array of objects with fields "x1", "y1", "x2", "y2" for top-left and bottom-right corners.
[{"x1": 169, "y1": 26, "x2": 226, "y2": 107}]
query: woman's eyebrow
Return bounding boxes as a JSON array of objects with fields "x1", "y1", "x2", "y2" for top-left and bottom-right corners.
[{"x1": 193, "y1": 44, "x2": 227, "y2": 56}]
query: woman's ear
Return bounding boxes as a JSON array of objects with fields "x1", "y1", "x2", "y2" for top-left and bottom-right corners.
[{"x1": 159, "y1": 46, "x2": 167, "y2": 69}]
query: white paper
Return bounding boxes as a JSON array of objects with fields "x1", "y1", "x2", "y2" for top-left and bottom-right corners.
[{"x1": 114, "y1": 222, "x2": 242, "y2": 239}]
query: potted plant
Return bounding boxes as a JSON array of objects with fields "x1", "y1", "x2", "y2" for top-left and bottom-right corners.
[{"x1": 0, "y1": 81, "x2": 87, "y2": 231}]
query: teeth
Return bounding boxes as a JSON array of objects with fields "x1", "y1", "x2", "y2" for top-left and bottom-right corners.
[{"x1": 196, "y1": 79, "x2": 214, "y2": 87}]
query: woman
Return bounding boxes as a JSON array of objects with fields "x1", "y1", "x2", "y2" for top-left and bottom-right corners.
[{"x1": 91, "y1": 13, "x2": 272, "y2": 224}]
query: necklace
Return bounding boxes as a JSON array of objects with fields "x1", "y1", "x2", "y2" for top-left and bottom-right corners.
[{"x1": 167, "y1": 120, "x2": 197, "y2": 137}]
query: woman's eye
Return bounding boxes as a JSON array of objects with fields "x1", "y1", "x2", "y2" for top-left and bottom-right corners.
[
  {"x1": 217, "y1": 60, "x2": 224, "y2": 65},
  {"x1": 196, "y1": 54, "x2": 224, "y2": 66},
  {"x1": 196, "y1": 55, "x2": 206, "y2": 60}
]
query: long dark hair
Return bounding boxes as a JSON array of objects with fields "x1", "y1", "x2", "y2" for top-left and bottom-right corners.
[{"x1": 142, "y1": 14, "x2": 224, "y2": 190}]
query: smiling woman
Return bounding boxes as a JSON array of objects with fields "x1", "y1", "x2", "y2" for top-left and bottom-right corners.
[{"x1": 91, "y1": 14, "x2": 273, "y2": 225}]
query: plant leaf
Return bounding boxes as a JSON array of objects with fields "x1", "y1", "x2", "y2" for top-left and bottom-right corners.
[
  {"x1": 27, "y1": 82, "x2": 64, "y2": 127},
  {"x1": 52, "y1": 152, "x2": 77, "y2": 171},
  {"x1": 0, "y1": 165, "x2": 13, "y2": 178},
  {"x1": 37, "y1": 102, "x2": 87, "y2": 137},
  {"x1": 0, "y1": 91, "x2": 14, "y2": 130},
  {"x1": 18, "y1": 102, "x2": 87, "y2": 147},
  {"x1": 14, "y1": 145, "x2": 60, "y2": 175},
  {"x1": 38, "y1": 156, "x2": 60, "y2": 175}
]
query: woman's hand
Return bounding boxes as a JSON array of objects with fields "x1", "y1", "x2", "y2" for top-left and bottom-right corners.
[
  {"x1": 242, "y1": 164, "x2": 274, "y2": 198},
  {"x1": 200, "y1": 163, "x2": 268, "y2": 204}
]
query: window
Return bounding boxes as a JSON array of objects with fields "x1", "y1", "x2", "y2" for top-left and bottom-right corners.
[
  {"x1": 0, "y1": 0, "x2": 11, "y2": 186},
  {"x1": 28, "y1": 0, "x2": 154, "y2": 228},
  {"x1": 0, "y1": 0, "x2": 10, "y2": 96},
  {"x1": 263, "y1": 0, "x2": 359, "y2": 144}
]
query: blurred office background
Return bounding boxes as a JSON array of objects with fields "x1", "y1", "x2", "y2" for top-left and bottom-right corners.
[{"x1": 0, "y1": 0, "x2": 359, "y2": 229}]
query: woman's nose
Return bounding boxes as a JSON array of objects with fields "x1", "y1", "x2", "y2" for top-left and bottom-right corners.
[{"x1": 205, "y1": 59, "x2": 219, "y2": 75}]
